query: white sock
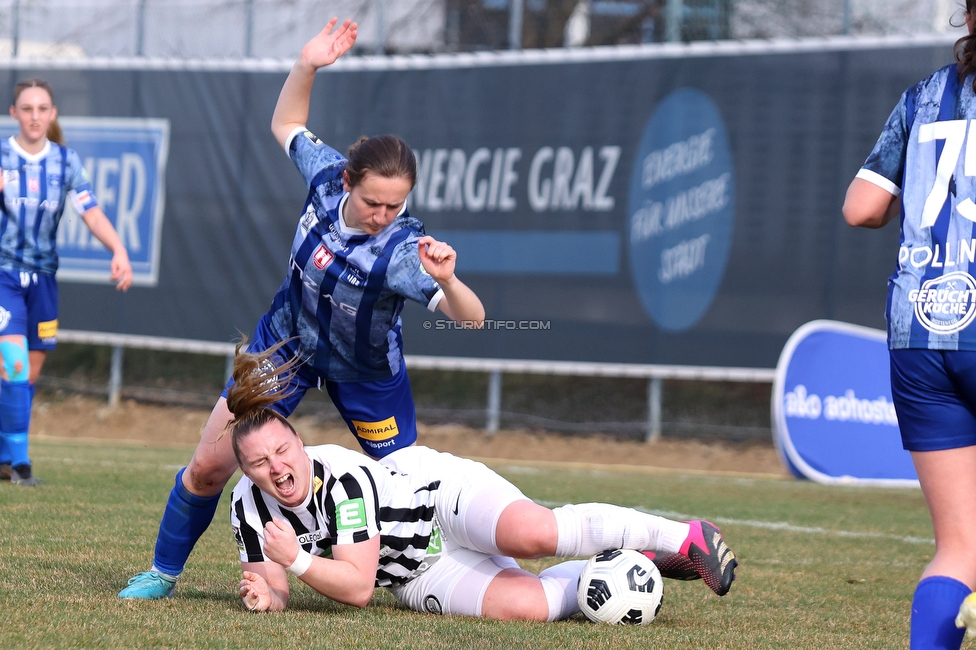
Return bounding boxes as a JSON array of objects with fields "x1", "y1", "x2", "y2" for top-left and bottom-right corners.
[
  {"x1": 539, "y1": 560, "x2": 586, "y2": 621},
  {"x1": 149, "y1": 566, "x2": 179, "y2": 582},
  {"x1": 552, "y1": 503, "x2": 690, "y2": 556}
]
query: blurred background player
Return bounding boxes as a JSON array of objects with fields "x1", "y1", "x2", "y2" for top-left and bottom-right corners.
[
  {"x1": 120, "y1": 18, "x2": 485, "y2": 598},
  {"x1": 0, "y1": 78, "x2": 132, "y2": 487},
  {"x1": 225, "y1": 341, "x2": 738, "y2": 618},
  {"x1": 843, "y1": 4, "x2": 976, "y2": 648}
]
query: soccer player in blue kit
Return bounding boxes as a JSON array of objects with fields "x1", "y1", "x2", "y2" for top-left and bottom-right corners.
[
  {"x1": 120, "y1": 18, "x2": 488, "y2": 598},
  {"x1": 844, "y1": 5, "x2": 976, "y2": 648},
  {"x1": 0, "y1": 79, "x2": 132, "y2": 487}
]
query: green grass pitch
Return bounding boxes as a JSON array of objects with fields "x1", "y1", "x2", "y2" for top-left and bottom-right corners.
[{"x1": 0, "y1": 438, "x2": 935, "y2": 649}]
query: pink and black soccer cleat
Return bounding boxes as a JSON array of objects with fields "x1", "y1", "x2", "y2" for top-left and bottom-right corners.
[
  {"x1": 678, "y1": 520, "x2": 737, "y2": 596},
  {"x1": 641, "y1": 549, "x2": 700, "y2": 581}
]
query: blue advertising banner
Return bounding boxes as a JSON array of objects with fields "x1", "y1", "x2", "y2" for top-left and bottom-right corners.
[
  {"x1": 772, "y1": 320, "x2": 917, "y2": 486},
  {"x1": 0, "y1": 117, "x2": 169, "y2": 286},
  {"x1": 0, "y1": 39, "x2": 953, "y2": 354}
]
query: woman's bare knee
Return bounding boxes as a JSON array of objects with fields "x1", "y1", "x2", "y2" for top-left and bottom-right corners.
[
  {"x1": 495, "y1": 501, "x2": 558, "y2": 558},
  {"x1": 480, "y1": 570, "x2": 550, "y2": 621},
  {"x1": 181, "y1": 398, "x2": 238, "y2": 496}
]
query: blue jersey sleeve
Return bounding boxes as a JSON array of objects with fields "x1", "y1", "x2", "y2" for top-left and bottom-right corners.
[
  {"x1": 857, "y1": 94, "x2": 909, "y2": 195},
  {"x1": 287, "y1": 127, "x2": 346, "y2": 197},
  {"x1": 386, "y1": 235, "x2": 443, "y2": 311},
  {"x1": 64, "y1": 147, "x2": 99, "y2": 212}
]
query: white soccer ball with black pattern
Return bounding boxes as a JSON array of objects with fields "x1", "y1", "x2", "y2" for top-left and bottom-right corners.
[{"x1": 577, "y1": 549, "x2": 664, "y2": 625}]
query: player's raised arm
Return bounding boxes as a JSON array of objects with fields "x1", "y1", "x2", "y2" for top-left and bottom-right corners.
[
  {"x1": 418, "y1": 236, "x2": 485, "y2": 328},
  {"x1": 271, "y1": 18, "x2": 358, "y2": 149}
]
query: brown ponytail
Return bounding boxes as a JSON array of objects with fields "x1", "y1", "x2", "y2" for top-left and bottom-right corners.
[
  {"x1": 47, "y1": 119, "x2": 64, "y2": 146},
  {"x1": 955, "y1": 1, "x2": 976, "y2": 89},
  {"x1": 225, "y1": 337, "x2": 302, "y2": 464}
]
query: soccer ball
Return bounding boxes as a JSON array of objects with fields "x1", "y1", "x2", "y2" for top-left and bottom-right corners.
[{"x1": 577, "y1": 549, "x2": 664, "y2": 625}]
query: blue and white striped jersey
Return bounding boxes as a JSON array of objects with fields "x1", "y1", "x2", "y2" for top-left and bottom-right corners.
[
  {"x1": 264, "y1": 128, "x2": 443, "y2": 382},
  {"x1": 0, "y1": 137, "x2": 98, "y2": 274},
  {"x1": 859, "y1": 64, "x2": 976, "y2": 350},
  {"x1": 229, "y1": 444, "x2": 439, "y2": 588}
]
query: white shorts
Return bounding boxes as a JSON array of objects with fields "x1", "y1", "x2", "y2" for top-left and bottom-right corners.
[
  {"x1": 380, "y1": 445, "x2": 529, "y2": 556},
  {"x1": 380, "y1": 446, "x2": 531, "y2": 615},
  {"x1": 387, "y1": 541, "x2": 520, "y2": 616}
]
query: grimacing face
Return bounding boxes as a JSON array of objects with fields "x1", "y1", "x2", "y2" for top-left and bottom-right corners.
[
  {"x1": 10, "y1": 87, "x2": 56, "y2": 147},
  {"x1": 342, "y1": 171, "x2": 413, "y2": 235},
  {"x1": 237, "y1": 419, "x2": 311, "y2": 508}
]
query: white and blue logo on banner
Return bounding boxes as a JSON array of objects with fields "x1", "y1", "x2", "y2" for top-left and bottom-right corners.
[
  {"x1": 772, "y1": 320, "x2": 917, "y2": 487},
  {"x1": 627, "y1": 88, "x2": 735, "y2": 331},
  {"x1": 0, "y1": 116, "x2": 169, "y2": 286}
]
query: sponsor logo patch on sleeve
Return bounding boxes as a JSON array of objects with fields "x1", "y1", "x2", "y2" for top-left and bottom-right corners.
[
  {"x1": 336, "y1": 498, "x2": 367, "y2": 531},
  {"x1": 37, "y1": 319, "x2": 58, "y2": 339},
  {"x1": 352, "y1": 416, "x2": 399, "y2": 441}
]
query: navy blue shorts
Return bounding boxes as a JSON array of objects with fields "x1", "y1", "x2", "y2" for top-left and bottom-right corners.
[
  {"x1": 0, "y1": 269, "x2": 58, "y2": 350},
  {"x1": 889, "y1": 348, "x2": 976, "y2": 451},
  {"x1": 222, "y1": 314, "x2": 418, "y2": 458}
]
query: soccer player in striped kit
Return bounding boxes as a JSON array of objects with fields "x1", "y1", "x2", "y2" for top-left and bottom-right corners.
[
  {"x1": 226, "y1": 341, "x2": 738, "y2": 618},
  {"x1": 0, "y1": 79, "x2": 132, "y2": 487},
  {"x1": 844, "y1": 5, "x2": 976, "y2": 647},
  {"x1": 121, "y1": 18, "x2": 487, "y2": 598}
]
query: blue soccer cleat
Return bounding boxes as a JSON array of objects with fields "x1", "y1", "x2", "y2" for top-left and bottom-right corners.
[{"x1": 119, "y1": 571, "x2": 177, "y2": 599}]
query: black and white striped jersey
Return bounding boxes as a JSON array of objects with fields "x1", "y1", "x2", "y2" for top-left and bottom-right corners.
[{"x1": 229, "y1": 444, "x2": 440, "y2": 587}]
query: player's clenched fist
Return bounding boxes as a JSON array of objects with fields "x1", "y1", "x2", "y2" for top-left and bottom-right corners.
[
  {"x1": 418, "y1": 235, "x2": 457, "y2": 283},
  {"x1": 263, "y1": 518, "x2": 300, "y2": 568}
]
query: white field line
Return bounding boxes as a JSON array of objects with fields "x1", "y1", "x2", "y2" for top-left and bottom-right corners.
[{"x1": 38, "y1": 453, "x2": 933, "y2": 546}]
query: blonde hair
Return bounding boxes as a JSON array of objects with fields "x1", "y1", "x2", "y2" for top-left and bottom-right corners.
[
  {"x1": 12, "y1": 78, "x2": 64, "y2": 145},
  {"x1": 225, "y1": 337, "x2": 302, "y2": 464}
]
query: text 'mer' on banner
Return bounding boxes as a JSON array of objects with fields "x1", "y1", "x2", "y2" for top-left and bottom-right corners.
[
  {"x1": 772, "y1": 320, "x2": 918, "y2": 487},
  {"x1": 0, "y1": 116, "x2": 169, "y2": 287}
]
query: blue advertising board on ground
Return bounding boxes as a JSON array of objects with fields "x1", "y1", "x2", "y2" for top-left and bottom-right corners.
[
  {"x1": 772, "y1": 320, "x2": 918, "y2": 487},
  {"x1": 0, "y1": 117, "x2": 169, "y2": 286}
]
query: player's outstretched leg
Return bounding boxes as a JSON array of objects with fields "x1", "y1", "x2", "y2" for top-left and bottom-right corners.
[
  {"x1": 119, "y1": 467, "x2": 221, "y2": 599},
  {"x1": 121, "y1": 398, "x2": 238, "y2": 599},
  {"x1": 549, "y1": 504, "x2": 737, "y2": 596},
  {"x1": 679, "y1": 520, "x2": 737, "y2": 596}
]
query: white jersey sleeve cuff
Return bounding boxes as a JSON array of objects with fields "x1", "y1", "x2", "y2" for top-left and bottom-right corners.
[
  {"x1": 427, "y1": 289, "x2": 445, "y2": 313},
  {"x1": 283, "y1": 126, "x2": 307, "y2": 155},
  {"x1": 855, "y1": 168, "x2": 901, "y2": 196}
]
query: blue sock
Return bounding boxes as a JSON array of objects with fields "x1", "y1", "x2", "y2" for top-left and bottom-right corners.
[
  {"x1": 0, "y1": 428, "x2": 10, "y2": 465},
  {"x1": 0, "y1": 379, "x2": 32, "y2": 467},
  {"x1": 152, "y1": 467, "x2": 222, "y2": 578},
  {"x1": 911, "y1": 576, "x2": 971, "y2": 650}
]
